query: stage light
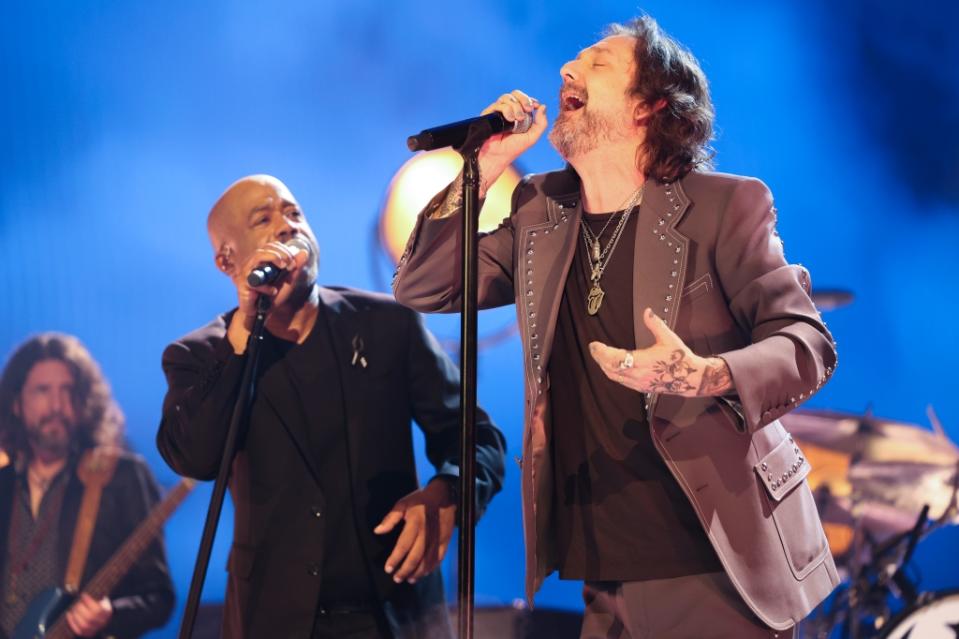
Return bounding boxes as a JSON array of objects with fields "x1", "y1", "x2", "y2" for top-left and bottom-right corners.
[{"x1": 379, "y1": 148, "x2": 522, "y2": 264}]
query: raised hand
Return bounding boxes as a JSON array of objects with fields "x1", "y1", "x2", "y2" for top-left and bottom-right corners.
[
  {"x1": 225, "y1": 240, "x2": 310, "y2": 353},
  {"x1": 476, "y1": 90, "x2": 548, "y2": 195}
]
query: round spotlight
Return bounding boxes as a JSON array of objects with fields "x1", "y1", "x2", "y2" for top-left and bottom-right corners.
[{"x1": 379, "y1": 149, "x2": 522, "y2": 264}]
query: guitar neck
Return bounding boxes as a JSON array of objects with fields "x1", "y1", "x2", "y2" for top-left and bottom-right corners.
[
  {"x1": 43, "y1": 478, "x2": 194, "y2": 639},
  {"x1": 83, "y1": 478, "x2": 194, "y2": 599}
]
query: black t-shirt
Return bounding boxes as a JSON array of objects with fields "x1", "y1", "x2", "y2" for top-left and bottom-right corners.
[
  {"x1": 549, "y1": 208, "x2": 722, "y2": 581},
  {"x1": 264, "y1": 302, "x2": 376, "y2": 605}
]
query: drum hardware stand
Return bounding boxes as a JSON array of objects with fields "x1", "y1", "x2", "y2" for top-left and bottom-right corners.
[{"x1": 806, "y1": 505, "x2": 930, "y2": 638}]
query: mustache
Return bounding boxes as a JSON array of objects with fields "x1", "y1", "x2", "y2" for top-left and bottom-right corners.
[
  {"x1": 36, "y1": 412, "x2": 71, "y2": 428},
  {"x1": 559, "y1": 83, "x2": 589, "y2": 101}
]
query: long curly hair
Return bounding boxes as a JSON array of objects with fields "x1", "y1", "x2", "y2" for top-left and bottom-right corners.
[
  {"x1": 0, "y1": 333, "x2": 124, "y2": 459},
  {"x1": 607, "y1": 16, "x2": 715, "y2": 181}
]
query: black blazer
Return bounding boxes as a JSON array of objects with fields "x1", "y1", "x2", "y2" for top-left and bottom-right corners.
[
  {"x1": 0, "y1": 452, "x2": 175, "y2": 639},
  {"x1": 157, "y1": 286, "x2": 506, "y2": 639}
]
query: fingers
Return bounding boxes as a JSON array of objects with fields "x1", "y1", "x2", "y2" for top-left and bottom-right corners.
[
  {"x1": 530, "y1": 103, "x2": 548, "y2": 133},
  {"x1": 409, "y1": 507, "x2": 440, "y2": 582},
  {"x1": 378, "y1": 493, "x2": 448, "y2": 583},
  {"x1": 67, "y1": 594, "x2": 112, "y2": 637},
  {"x1": 588, "y1": 341, "x2": 629, "y2": 375},
  {"x1": 376, "y1": 504, "x2": 410, "y2": 578},
  {"x1": 235, "y1": 241, "x2": 301, "y2": 309},
  {"x1": 383, "y1": 515, "x2": 420, "y2": 581},
  {"x1": 374, "y1": 508, "x2": 405, "y2": 535},
  {"x1": 589, "y1": 341, "x2": 646, "y2": 392},
  {"x1": 392, "y1": 521, "x2": 427, "y2": 583},
  {"x1": 482, "y1": 90, "x2": 540, "y2": 124},
  {"x1": 642, "y1": 307, "x2": 679, "y2": 345}
]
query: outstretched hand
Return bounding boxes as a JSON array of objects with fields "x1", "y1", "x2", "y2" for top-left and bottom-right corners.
[
  {"x1": 374, "y1": 479, "x2": 456, "y2": 584},
  {"x1": 589, "y1": 308, "x2": 734, "y2": 397}
]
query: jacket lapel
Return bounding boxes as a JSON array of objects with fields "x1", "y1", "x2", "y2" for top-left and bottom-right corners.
[
  {"x1": 518, "y1": 172, "x2": 581, "y2": 402},
  {"x1": 313, "y1": 287, "x2": 366, "y2": 493},
  {"x1": 634, "y1": 178, "x2": 692, "y2": 412}
]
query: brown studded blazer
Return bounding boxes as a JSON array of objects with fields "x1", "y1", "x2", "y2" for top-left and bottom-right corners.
[{"x1": 392, "y1": 167, "x2": 840, "y2": 631}]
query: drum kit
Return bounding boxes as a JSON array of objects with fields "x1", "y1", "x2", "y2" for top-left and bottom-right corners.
[{"x1": 793, "y1": 290, "x2": 959, "y2": 638}]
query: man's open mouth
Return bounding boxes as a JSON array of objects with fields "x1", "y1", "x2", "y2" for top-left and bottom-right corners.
[{"x1": 561, "y1": 93, "x2": 586, "y2": 112}]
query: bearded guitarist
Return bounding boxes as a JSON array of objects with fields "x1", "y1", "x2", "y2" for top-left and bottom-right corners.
[{"x1": 0, "y1": 333, "x2": 173, "y2": 638}]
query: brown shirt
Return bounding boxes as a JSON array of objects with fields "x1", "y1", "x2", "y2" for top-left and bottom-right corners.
[{"x1": 550, "y1": 209, "x2": 721, "y2": 581}]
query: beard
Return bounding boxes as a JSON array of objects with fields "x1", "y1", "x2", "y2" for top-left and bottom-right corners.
[
  {"x1": 548, "y1": 88, "x2": 637, "y2": 161},
  {"x1": 548, "y1": 106, "x2": 614, "y2": 160},
  {"x1": 26, "y1": 413, "x2": 74, "y2": 458}
]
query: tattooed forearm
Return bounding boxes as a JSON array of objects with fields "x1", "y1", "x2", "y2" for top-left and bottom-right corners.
[
  {"x1": 647, "y1": 349, "x2": 698, "y2": 395},
  {"x1": 427, "y1": 168, "x2": 494, "y2": 219},
  {"x1": 696, "y1": 358, "x2": 734, "y2": 396},
  {"x1": 426, "y1": 179, "x2": 465, "y2": 220}
]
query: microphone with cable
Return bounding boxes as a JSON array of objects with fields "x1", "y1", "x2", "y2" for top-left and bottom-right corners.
[
  {"x1": 247, "y1": 237, "x2": 313, "y2": 287},
  {"x1": 407, "y1": 111, "x2": 533, "y2": 152}
]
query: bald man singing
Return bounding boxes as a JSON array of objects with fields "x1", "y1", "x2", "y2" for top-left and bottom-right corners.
[{"x1": 156, "y1": 175, "x2": 506, "y2": 639}]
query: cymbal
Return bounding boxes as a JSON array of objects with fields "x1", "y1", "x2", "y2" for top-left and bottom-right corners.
[
  {"x1": 781, "y1": 410, "x2": 959, "y2": 466},
  {"x1": 810, "y1": 288, "x2": 854, "y2": 310},
  {"x1": 781, "y1": 410, "x2": 959, "y2": 559}
]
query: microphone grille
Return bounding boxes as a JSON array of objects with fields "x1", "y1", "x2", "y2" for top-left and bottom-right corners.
[
  {"x1": 512, "y1": 113, "x2": 533, "y2": 135},
  {"x1": 286, "y1": 236, "x2": 313, "y2": 258}
]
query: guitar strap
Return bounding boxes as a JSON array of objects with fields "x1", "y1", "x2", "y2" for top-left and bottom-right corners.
[{"x1": 64, "y1": 447, "x2": 120, "y2": 592}]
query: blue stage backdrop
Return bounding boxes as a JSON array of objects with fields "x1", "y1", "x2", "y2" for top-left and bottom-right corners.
[{"x1": 2, "y1": 1, "x2": 958, "y2": 636}]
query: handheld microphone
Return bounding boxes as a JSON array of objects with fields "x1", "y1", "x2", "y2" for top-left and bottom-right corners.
[
  {"x1": 407, "y1": 111, "x2": 533, "y2": 152},
  {"x1": 247, "y1": 237, "x2": 313, "y2": 287}
]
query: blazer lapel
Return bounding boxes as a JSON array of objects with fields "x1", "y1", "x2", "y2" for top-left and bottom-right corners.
[
  {"x1": 632, "y1": 178, "x2": 692, "y2": 345},
  {"x1": 633, "y1": 178, "x2": 692, "y2": 411},
  {"x1": 313, "y1": 287, "x2": 366, "y2": 492},
  {"x1": 518, "y1": 181, "x2": 581, "y2": 401}
]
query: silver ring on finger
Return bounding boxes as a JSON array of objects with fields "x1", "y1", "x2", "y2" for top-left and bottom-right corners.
[{"x1": 618, "y1": 351, "x2": 634, "y2": 370}]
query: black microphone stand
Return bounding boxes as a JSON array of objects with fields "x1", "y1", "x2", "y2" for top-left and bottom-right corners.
[
  {"x1": 178, "y1": 294, "x2": 272, "y2": 639},
  {"x1": 451, "y1": 124, "x2": 489, "y2": 639}
]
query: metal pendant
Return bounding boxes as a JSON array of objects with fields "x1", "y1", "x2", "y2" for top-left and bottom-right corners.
[
  {"x1": 587, "y1": 283, "x2": 605, "y2": 315},
  {"x1": 591, "y1": 239, "x2": 601, "y2": 263}
]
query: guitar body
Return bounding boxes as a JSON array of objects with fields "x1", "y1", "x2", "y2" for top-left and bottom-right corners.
[
  {"x1": 8, "y1": 477, "x2": 194, "y2": 639},
  {"x1": 11, "y1": 587, "x2": 73, "y2": 639}
]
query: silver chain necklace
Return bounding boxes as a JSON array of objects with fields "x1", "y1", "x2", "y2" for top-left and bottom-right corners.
[{"x1": 579, "y1": 185, "x2": 645, "y2": 315}]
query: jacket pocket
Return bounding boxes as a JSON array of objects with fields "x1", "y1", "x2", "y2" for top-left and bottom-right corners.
[
  {"x1": 682, "y1": 273, "x2": 714, "y2": 302},
  {"x1": 755, "y1": 436, "x2": 829, "y2": 579},
  {"x1": 715, "y1": 396, "x2": 747, "y2": 433}
]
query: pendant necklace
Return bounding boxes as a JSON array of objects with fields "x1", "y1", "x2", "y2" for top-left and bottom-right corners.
[{"x1": 580, "y1": 185, "x2": 645, "y2": 315}]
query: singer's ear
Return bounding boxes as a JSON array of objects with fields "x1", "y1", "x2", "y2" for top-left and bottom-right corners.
[
  {"x1": 634, "y1": 97, "x2": 667, "y2": 126},
  {"x1": 214, "y1": 249, "x2": 235, "y2": 277}
]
